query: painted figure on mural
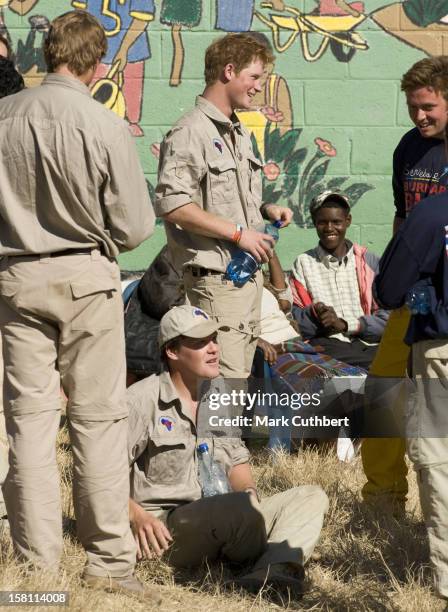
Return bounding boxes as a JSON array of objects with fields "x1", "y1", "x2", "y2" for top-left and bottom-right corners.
[
  {"x1": 215, "y1": 1, "x2": 286, "y2": 33},
  {"x1": 371, "y1": 1, "x2": 448, "y2": 57},
  {"x1": 0, "y1": 0, "x2": 40, "y2": 51},
  {"x1": 215, "y1": 0, "x2": 254, "y2": 32},
  {"x1": 316, "y1": 0, "x2": 364, "y2": 17},
  {"x1": 15, "y1": 14, "x2": 49, "y2": 83},
  {"x1": 72, "y1": 0, "x2": 155, "y2": 137},
  {"x1": 160, "y1": 0, "x2": 202, "y2": 87},
  {"x1": 236, "y1": 33, "x2": 293, "y2": 159},
  {"x1": 255, "y1": 0, "x2": 368, "y2": 63}
]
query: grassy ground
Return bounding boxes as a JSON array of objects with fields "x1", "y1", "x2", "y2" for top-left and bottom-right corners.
[{"x1": 0, "y1": 428, "x2": 443, "y2": 611}]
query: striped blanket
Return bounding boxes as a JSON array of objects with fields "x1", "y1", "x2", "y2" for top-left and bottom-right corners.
[{"x1": 271, "y1": 338, "x2": 366, "y2": 395}]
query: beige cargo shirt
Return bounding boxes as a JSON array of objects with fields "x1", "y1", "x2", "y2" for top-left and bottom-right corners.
[
  {"x1": 0, "y1": 74, "x2": 154, "y2": 257},
  {"x1": 155, "y1": 96, "x2": 264, "y2": 272},
  {"x1": 127, "y1": 370, "x2": 250, "y2": 517}
]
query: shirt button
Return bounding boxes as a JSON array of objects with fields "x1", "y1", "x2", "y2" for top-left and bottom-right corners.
[{"x1": 239, "y1": 323, "x2": 244, "y2": 330}]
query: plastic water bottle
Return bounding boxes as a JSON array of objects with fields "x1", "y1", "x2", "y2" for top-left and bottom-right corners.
[
  {"x1": 405, "y1": 286, "x2": 431, "y2": 315},
  {"x1": 226, "y1": 220, "x2": 282, "y2": 285},
  {"x1": 264, "y1": 221, "x2": 281, "y2": 242},
  {"x1": 197, "y1": 443, "x2": 232, "y2": 497}
]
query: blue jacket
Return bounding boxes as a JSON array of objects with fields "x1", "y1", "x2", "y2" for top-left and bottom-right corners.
[{"x1": 375, "y1": 192, "x2": 448, "y2": 344}]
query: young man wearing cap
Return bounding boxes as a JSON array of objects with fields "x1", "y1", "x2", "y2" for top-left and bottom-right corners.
[
  {"x1": 126, "y1": 305, "x2": 328, "y2": 598},
  {"x1": 290, "y1": 190, "x2": 388, "y2": 369},
  {"x1": 154, "y1": 34, "x2": 293, "y2": 380}
]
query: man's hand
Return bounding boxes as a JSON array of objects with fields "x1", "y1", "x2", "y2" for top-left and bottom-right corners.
[
  {"x1": 129, "y1": 501, "x2": 173, "y2": 560},
  {"x1": 258, "y1": 338, "x2": 278, "y2": 366},
  {"x1": 263, "y1": 204, "x2": 293, "y2": 228},
  {"x1": 238, "y1": 228, "x2": 275, "y2": 263},
  {"x1": 314, "y1": 303, "x2": 347, "y2": 333}
]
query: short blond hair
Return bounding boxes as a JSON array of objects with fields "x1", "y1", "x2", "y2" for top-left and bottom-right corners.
[
  {"x1": 401, "y1": 56, "x2": 448, "y2": 102},
  {"x1": 204, "y1": 33, "x2": 274, "y2": 86},
  {"x1": 44, "y1": 11, "x2": 107, "y2": 75}
]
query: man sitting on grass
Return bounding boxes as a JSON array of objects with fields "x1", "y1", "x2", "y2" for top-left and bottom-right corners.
[
  {"x1": 126, "y1": 305, "x2": 328, "y2": 600},
  {"x1": 290, "y1": 190, "x2": 389, "y2": 369}
]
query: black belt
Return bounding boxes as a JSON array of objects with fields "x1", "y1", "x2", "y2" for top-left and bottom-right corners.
[
  {"x1": 48, "y1": 247, "x2": 99, "y2": 257},
  {"x1": 4, "y1": 247, "x2": 103, "y2": 260},
  {"x1": 188, "y1": 266, "x2": 223, "y2": 278}
]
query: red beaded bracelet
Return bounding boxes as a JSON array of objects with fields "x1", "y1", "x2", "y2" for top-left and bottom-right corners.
[{"x1": 232, "y1": 224, "x2": 243, "y2": 244}]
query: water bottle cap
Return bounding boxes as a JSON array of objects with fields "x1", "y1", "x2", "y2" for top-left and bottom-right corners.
[
  {"x1": 197, "y1": 443, "x2": 209, "y2": 454},
  {"x1": 272, "y1": 220, "x2": 282, "y2": 228}
]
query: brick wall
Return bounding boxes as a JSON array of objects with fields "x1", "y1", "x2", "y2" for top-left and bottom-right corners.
[{"x1": 3, "y1": 0, "x2": 442, "y2": 270}]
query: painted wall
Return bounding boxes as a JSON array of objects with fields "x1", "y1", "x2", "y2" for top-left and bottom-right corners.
[{"x1": 2, "y1": 0, "x2": 445, "y2": 270}]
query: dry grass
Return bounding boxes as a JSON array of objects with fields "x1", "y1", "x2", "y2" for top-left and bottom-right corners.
[{"x1": 0, "y1": 428, "x2": 443, "y2": 612}]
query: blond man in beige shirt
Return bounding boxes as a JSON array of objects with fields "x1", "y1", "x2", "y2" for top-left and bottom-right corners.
[
  {"x1": 0, "y1": 11, "x2": 156, "y2": 597},
  {"x1": 155, "y1": 34, "x2": 293, "y2": 380}
]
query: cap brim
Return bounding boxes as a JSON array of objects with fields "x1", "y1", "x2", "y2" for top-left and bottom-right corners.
[{"x1": 182, "y1": 320, "x2": 221, "y2": 339}]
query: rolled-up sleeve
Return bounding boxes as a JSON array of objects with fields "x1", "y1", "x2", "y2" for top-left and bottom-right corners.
[
  {"x1": 104, "y1": 125, "x2": 155, "y2": 252},
  {"x1": 154, "y1": 126, "x2": 207, "y2": 217},
  {"x1": 229, "y1": 439, "x2": 251, "y2": 466},
  {"x1": 214, "y1": 438, "x2": 251, "y2": 477}
]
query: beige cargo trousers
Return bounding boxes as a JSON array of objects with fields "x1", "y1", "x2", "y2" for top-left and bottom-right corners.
[
  {"x1": 0, "y1": 251, "x2": 135, "y2": 576},
  {"x1": 407, "y1": 341, "x2": 448, "y2": 599},
  {"x1": 184, "y1": 268, "x2": 264, "y2": 379}
]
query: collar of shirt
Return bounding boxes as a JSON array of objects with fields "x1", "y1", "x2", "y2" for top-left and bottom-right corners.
[
  {"x1": 158, "y1": 369, "x2": 214, "y2": 426},
  {"x1": 196, "y1": 95, "x2": 242, "y2": 133},
  {"x1": 41, "y1": 73, "x2": 92, "y2": 98},
  {"x1": 316, "y1": 240, "x2": 354, "y2": 269}
]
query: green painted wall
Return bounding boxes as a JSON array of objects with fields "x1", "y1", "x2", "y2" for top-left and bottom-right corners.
[{"x1": 3, "y1": 0, "x2": 443, "y2": 270}]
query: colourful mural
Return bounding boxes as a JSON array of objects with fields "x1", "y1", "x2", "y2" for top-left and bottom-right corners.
[
  {"x1": 251, "y1": 124, "x2": 373, "y2": 226},
  {"x1": 161, "y1": 0, "x2": 202, "y2": 86},
  {"x1": 72, "y1": 0, "x2": 155, "y2": 136},
  {"x1": 0, "y1": 1, "x2": 39, "y2": 52},
  {"x1": 15, "y1": 14, "x2": 48, "y2": 78},
  {"x1": 255, "y1": 1, "x2": 369, "y2": 62},
  {"x1": 215, "y1": 0, "x2": 255, "y2": 32},
  {"x1": 3, "y1": 0, "x2": 447, "y2": 269},
  {"x1": 371, "y1": 2, "x2": 448, "y2": 56}
]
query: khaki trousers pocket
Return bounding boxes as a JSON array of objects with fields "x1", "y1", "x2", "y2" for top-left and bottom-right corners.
[{"x1": 70, "y1": 279, "x2": 119, "y2": 332}]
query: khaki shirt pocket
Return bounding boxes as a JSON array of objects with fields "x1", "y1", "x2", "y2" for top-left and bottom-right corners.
[
  {"x1": 0, "y1": 278, "x2": 21, "y2": 307},
  {"x1": 248, "y1": 153, "x2": 263, "y2": 204},
  {"x1": 208, "y1": 157, "x2": 237, "y2": 205},
  {"x1": 70, "y1": 279, "x2": 119, "y2": 332},
  {"x1": 146, "y1": 436, "x2": 188, "y2": 485},
  {"x1": 0, "y1": 278, "x2": 20, "y2": 297}
]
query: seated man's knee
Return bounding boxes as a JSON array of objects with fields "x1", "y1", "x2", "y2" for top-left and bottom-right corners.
[
  {"x1": 292, "y1": 485, "x2": 329, "y2": 514},
  {"x1": 225, "y1": 492, "x2": 265, "y2": 527},
  {"x1": 309, "y1": 485, "x2": 329, "y2": 511}
]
